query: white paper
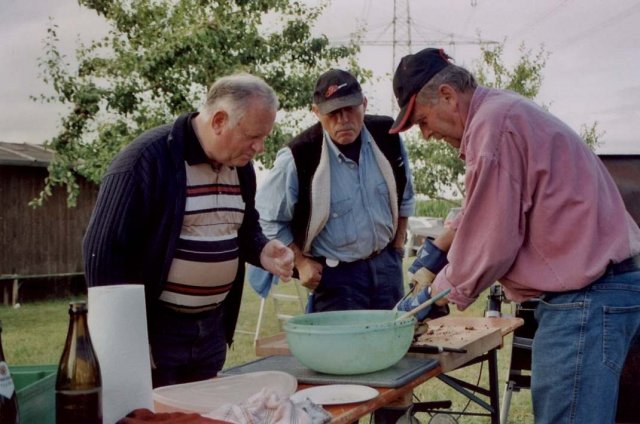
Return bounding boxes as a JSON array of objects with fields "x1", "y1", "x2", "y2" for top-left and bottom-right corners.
[{"x1": 88, "y1": 284, "x2": 153, "y2": 424}]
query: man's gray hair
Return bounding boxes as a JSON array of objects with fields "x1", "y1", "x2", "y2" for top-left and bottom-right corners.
[
  {"x1": 202, "y1": 73, "x2": 279, "y2": 125},
  {"x1": 416, "y1": 64, "x2": 477, "y2": 105}
]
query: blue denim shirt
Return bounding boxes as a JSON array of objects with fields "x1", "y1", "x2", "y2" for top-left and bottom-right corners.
[{"x1": 256, "y1": 126, "x2": 415, "y2": 262}]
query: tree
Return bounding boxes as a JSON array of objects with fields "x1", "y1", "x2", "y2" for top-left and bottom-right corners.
[
  {"x1": 580, "y1": 121, "x2": 604, "y2": 150},
  {"x1": 33, "y1": 0, "x2": 364, "y2": 206},
  {"x1": 406, "y1": 42, "x2": 603, "y2": 204}
]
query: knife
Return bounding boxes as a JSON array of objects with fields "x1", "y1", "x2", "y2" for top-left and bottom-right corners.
[
  {"x1": 411, "y1": 344, "x2": 467, "y2": 354},
  {"x1": 395, "y1": 288, "x2": 451, "y2": 322}
]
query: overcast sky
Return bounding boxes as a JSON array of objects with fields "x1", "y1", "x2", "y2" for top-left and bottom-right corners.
[{"x1": 1, "y1": 0, "x2": 639, "y2": 154}]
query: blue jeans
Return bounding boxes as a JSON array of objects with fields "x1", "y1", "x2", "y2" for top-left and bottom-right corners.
[
  {"x1": 311, "y1": 245, "x2": 405, "y2": 312},
  {"x1": 150, "y1": 305, "x2": 227, "y2": 388},
  {"x1": 532, "y1": 269, "x2": 640, "y2": 424}
]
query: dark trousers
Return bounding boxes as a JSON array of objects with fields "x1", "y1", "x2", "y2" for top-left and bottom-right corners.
[
  {"x1": 150, "y1": 305, "x2": 227, "y2": 388},
  {"x1": 312, "y1": 245, "x2": 405, "y2": 312}
]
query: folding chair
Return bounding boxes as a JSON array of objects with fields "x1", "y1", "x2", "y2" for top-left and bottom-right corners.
[{"x1": 246, "y1": 265, "x2": 307, "y2": 346}]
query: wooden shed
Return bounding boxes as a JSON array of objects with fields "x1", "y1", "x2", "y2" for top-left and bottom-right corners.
[{"x1": 0, "y1": 142, "x2": 98, "y2": 304}]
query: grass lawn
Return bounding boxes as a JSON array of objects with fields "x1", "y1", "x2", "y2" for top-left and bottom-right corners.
[{"x1": 0, "y1": 267, "x2": 534, "y2": 423}]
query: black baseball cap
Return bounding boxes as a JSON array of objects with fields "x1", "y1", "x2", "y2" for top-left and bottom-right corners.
[
  {"x1": 389, "y1": 48, "x2": 452, "y2": 134},
  {"x1": 313, "y1": 69, "x2": 364, "y2": 114}
]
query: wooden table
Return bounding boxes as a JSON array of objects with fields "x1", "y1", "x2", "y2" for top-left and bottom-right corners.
[
  {"x1": 299, "y1": 368, "x2": 441, "y2": 424},
  {"x1": 256, "y1": 316, "x2": 523, "y2": 424},
  {"x1": 410, "y1": 316, "x2": 523, "y2": 371},
  {"x1": 408, "y1": 317, "x2": 523, "y2": 423}
]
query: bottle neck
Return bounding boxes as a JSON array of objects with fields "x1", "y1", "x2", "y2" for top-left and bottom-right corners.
[
  {"x1": 64, "y1": 312, "x2": 93, "y2": 362},
  {"x1": 71, "y1": 313, "x2": 89, "y2": 338},
  {"x1": 57, "y1": 305, "x2": 101, "y2": 389}
]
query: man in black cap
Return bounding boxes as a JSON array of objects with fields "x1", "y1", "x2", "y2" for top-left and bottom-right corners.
[
  {"x1": 391, "y1": 47, "x2": 640, "y2": 423},
  {"x1": 255, "y1": 69, "x2": 416, "y2": 312}
]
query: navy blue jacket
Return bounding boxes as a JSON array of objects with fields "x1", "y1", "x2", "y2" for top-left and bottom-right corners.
[{"x1": 83, "y1": 113, "x2": 268, "y2": 345}]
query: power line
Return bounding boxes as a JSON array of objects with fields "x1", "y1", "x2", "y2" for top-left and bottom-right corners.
[
  {"x1": 406, "y1": 0, "x2": 412, "y2": 54},
  {"x1": 554, "y1": 3, "x2": 640, "y2": 51},
  {"x1": 509, "y1": 0, "x2": 572, "y2": 40},
  {"x1": 327, "y1": 0, "x2": 499, "y2": 112},
  {"x1": 392, "y1": 0, "x2": 398, "y2": 71}
]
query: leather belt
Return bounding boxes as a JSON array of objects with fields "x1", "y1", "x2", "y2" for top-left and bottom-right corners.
[
  {"x1": 316, "y1": 246, "x2": 387, "y2": 268},
  {"x1": 364, "y1": 248, "x2": 384, "y2": 260},
  {"x1": 605, "y1": 254, "x2": 640, "y2": 275}
]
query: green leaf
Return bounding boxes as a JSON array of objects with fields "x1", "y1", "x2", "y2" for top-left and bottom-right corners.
[{"x1": 35, "y1": 0, "x2": 362, "y2": 205}]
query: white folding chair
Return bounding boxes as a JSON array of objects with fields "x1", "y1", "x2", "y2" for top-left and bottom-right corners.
[{"x1": 252, "y1": 279, "x2": 306, "y2": 346}]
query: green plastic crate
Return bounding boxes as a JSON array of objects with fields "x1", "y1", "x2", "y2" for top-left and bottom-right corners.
[{"x1": 13, "y1": 364, "x2": 56, "y2": 424}]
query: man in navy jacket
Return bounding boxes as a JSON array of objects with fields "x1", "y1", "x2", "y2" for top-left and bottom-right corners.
[{"x1": 83, "y1": 73, "x2": 294, "y2": 387}]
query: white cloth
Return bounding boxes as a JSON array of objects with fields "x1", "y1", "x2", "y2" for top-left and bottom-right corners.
[{"x1": 203, "y1": 388, "x2": 331, "y2": 424}]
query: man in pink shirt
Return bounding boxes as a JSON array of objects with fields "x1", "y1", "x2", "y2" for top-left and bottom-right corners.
[{"x1": 390, "y1": 47, "x2": 640, "y2": 423}]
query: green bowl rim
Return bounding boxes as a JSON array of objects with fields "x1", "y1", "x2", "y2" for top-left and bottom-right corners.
[{"x1": 283, "y1": 310, "x2": 416, "y2": 334}]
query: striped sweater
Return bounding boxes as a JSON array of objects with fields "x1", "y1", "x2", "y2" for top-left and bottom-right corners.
[{"x1": 83, "y1": 112, "x2": 268, "y2": 346}]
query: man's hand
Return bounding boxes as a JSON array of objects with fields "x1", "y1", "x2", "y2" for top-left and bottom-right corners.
[
  {"x1": 396, "y1": 286, "x2": 450, "y2": 322},
  {"x1": 409, "y1": 267, "x2": 436, "y2": 295},
  {"x1": 260, "y1": 240, "x2": 294, "y2": 282},
  {"x1": 396, "y1": 287, "x2": 432, "y2": 321},
  {"x1": 392, "y1": 216, "x2": 409, "y2": 252},
  {"x1": 295, "y1": 256, "x2": 323, "y2": 290},
  {"x1": 397, "y1": 236, "x2": 452, "y2": 322},
  {"x1": 288, "y1": 243, "x2": 323, "y2": 290}
]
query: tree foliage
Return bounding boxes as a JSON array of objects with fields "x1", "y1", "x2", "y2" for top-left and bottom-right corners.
[
  {"x1": 34, "y1": 0, "x2": 364, "y2": 206},
  {"x1": 406, "y1": 42, "x2": 602, "y2": 203},
  {"x1": 407, "y1": 140, "x2": 466, "y2": 204},
  {"x1": 406, "y1": 42, "x2": 548, "y2": 203},
  {"x1": 580, "y1": 121, "x2": 604, "y2": 150}
]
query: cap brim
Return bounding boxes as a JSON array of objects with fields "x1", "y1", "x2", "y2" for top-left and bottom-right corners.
[
  {"x1": 389, "y1": 94, "x2": 417, "y2": 134},
  {"x1": 316, "y1": 93, "x2": 364, "y2": 115}
]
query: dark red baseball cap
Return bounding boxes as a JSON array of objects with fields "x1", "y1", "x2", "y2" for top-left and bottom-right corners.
[{"x1": 389, "y1": 48, "x2": 451, "y2": 134}]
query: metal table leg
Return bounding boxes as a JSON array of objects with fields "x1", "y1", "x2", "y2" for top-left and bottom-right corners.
[
  {"x1": 411, "y1": 348, "x2": 501, "y2": 423},
  {"x1": 487, "y1": 348, "x2": 500, "y2": 423}
]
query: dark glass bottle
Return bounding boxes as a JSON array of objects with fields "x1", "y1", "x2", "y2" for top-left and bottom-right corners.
[
  {"x1": 56, "y1": 302, "x2": 102, "y2": 424},
  {"x1": 0, "y1": 321, "x2": 19, "y2": 424}
]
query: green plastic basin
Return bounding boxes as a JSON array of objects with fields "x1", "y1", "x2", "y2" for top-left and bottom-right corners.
[
  {"x1": 283, "y1": 310, "x2": 415, "y2": 375},
  {"x1": 13, "y1": 364, "x2": 57, "y2": 424}
]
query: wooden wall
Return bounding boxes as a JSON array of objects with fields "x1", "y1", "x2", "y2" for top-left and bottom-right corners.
[
  {"x1": 598, "y1": 155, "x2": 640, "y2": 424},
  {"x1": 599, "y1": 154, "x2": 640, "y2": 226},
  {"x1": 0, "y1": 165, "x2": 98, "y2": 277}
]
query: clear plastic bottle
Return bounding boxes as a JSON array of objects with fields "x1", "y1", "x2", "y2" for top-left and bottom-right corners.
[
  {"x1": 0, "y1": 321, "x2": 19, "y2": 424},
  {"x1": 56, "y1": 301, "x2": 102, "y2": 424}
]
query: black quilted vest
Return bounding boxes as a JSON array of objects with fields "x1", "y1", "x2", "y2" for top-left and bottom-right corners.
[{"x1": 288, "y1": 114, "x2": 407, "y2": 251}]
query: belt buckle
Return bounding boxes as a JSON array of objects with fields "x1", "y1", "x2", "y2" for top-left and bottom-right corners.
[{"x1": 325, "y1": 258, "x2": 339, "y2": 267}]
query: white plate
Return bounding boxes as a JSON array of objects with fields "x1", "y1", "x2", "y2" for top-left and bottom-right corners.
[
  {"x1": 290, "y1": 384, "x2": 379, "y2": 405},
  {"x1": 154, "y1": 371, "x2": 297, "y2": 413}
]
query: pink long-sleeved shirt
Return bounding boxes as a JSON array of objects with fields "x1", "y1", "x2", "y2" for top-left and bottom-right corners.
[{"x1": 433, "y1": 87, "x2": 640, "y2": 310}]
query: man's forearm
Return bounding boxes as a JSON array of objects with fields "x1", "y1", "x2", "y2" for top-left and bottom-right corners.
[{"x1": 433, "y1": 226, "x2": 455, "y2": 252}]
